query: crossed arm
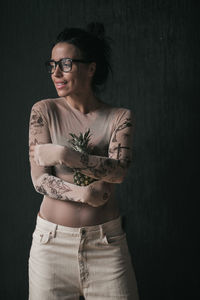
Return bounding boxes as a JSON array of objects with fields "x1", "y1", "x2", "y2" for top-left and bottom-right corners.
[
  {"x1": 28, "y1": 102, "x2": 112, "y2": 207},
  {"x1": 29, "y1": 102, "x2": 134, "y2": 206}
]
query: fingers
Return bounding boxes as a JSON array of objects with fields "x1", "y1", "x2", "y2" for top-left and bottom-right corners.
[
  {"x1": 29, "y1": 144, "x2": 35, "y2": 158},
  {"x1": 30, "y1": 144, "x2": 35, "y2": 151}
]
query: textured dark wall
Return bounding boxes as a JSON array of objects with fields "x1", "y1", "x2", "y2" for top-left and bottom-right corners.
[{"x1": 0, "y1": 0, "x2": 199, "y2": 299}]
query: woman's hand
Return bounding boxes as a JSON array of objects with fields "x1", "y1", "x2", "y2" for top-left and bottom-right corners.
[
  {"x1": 84, "y1": 180, "x2": 112, "y2": 207},
  {"x1": 29, "y1": 143, "x2": 65, "y2": 166}
]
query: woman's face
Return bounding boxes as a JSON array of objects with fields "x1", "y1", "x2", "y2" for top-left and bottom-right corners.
[{"x1": 50, "y1": 42, "x2": 95, "y2": 98}]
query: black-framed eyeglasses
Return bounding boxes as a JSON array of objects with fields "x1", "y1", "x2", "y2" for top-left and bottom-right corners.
[{"x1": 45, "y1": 57, "x2": 93, "y2": 74}]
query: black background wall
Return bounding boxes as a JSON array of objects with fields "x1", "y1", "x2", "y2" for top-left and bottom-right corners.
[{"x1": 0, "y1": 0, "x2": 199, "y2": 299}]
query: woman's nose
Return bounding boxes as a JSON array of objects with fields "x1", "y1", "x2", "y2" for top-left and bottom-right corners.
[{"x1": 54, "y1": 64, "x2": 63, "y2": 76}]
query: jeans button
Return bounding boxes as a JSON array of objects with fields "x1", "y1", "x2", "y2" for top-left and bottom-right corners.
[{"x1": 81, "y1": 228, "x2": 86, "y2": 235}]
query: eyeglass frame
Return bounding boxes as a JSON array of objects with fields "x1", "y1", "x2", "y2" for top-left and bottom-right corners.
[{"x1": 45, "y1": 57, "x2": 94, "y2": 74}]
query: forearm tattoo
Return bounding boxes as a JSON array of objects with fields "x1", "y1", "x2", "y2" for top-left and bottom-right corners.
[
  {"x1": 76, "y1": 117, "x2": 133, "y2": 181},
  {"x1": 35, "y1": 174, "x2": 81, "y2": 202}
]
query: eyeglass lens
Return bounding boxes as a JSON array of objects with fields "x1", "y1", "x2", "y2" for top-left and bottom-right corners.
[{"x1": 47, "y1": 58, "x2": 72, "y2": 74}]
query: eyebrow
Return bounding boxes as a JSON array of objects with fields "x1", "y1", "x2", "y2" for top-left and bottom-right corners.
[{"x1": 50, "y1": 57, "x2": 72, "y2": 61}]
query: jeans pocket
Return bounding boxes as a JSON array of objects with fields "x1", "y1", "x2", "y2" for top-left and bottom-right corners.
[
  {"x1": 32, "y1": 227, "x2": 54, "y2": 245},
  {"x1": 104, "y1": 230, "x2": 127, "y2": 245}
]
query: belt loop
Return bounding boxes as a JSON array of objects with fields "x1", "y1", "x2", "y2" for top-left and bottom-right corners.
[
  {"x1": 51, "y1": 224, "x2": 58, "y2": 238},
  {"x1": 100, "y1": 225, "x2": 104, "y2": 239}
]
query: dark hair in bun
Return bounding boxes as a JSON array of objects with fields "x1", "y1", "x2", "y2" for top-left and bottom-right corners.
[
  {"x1": 52, "y1": 22, "x2": 113, "y2": 94},
  {"x1": 86, "y1": 22, "x2": 105, "y2": 40}
]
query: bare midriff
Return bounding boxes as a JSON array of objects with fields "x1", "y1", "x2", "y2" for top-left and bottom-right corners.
[{"x1": 39, "y1": 193, "x2": 120, "y2": 227}]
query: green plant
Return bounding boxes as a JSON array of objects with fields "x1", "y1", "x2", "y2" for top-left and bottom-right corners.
[{"x1": 68, "y1": 129, "x2": 97, "y2": 186}]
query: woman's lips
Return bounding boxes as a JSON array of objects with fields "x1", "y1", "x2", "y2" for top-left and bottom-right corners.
[{"x1": 55, "y1": 81, "x2": 67, "y2": 89}]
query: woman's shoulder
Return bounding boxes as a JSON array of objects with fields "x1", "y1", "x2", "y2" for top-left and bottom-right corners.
[
  {"x1": 30, "y1": 98, "x2": 64, "y2": 117},
  {"x1": 31, "y1": 97, "x2": 60, "y2": 108},
  {"x1": 101, "y1": 103, "x2": 133, "y2": 133},
  {"x1": 30, "y1": 98, "x2": 62, "y2": 124}
]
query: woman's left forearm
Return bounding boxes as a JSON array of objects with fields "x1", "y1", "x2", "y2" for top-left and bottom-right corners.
[{"x1": 60, "y1": 146, "x2": 130, "y2": 183}]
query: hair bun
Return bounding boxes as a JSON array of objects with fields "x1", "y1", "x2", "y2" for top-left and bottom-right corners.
[{"x1": 86, "y1": 22, "x2": 105, "y2": 40}]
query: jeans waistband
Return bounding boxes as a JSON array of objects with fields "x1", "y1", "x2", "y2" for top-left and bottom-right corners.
[{"x1": 35, "y1": 213, "x2": 122, "y2": 238}]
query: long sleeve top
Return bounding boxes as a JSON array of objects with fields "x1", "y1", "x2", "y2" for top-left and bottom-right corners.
[{"x1": 28, "y1": 96, "x2": 134, "y2": 204}]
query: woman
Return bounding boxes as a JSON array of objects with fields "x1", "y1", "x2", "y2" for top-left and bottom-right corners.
[{"x1": 28, "y1": 22, "x2": 139, "y2": 300}]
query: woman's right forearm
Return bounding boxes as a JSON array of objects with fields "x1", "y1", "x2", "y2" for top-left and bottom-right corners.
[
  {"x1": 33, "y1": 172, "x2": 89, "y2": 204},
  {"x1": 34, "y1": 172, "x2": 111, "y2": 207}
]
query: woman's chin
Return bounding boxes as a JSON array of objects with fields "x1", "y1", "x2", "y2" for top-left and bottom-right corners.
[{"x1": 56, "y1": 89, "x2": 70, "y2": 97}]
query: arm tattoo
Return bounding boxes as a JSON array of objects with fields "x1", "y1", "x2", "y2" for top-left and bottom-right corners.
[
  {"x1": 34, "y1": 174, "x2": 86, "y2": 202},
  {"x1": 71, "y1": 116, "x2": 133, "y2": 180},
  {"x1": 29, "y1": 108, "x2": 46, "y2": 136},
  {"x1": 111, "y1": 118, "x2": 132, "y2": 142}
]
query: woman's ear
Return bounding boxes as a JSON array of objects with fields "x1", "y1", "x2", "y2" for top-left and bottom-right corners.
[{"x1": 88, "y1": 62, "x2": 96, "y2": 78}]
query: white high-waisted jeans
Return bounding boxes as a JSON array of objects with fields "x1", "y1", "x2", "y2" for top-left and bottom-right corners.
[{"x1": 28, "y1": 213, "x2": 139, "y2": 300}]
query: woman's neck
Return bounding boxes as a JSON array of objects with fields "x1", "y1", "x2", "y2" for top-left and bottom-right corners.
[{"x1": 64, "y1": 92, "x2": 102, "y2": 114}]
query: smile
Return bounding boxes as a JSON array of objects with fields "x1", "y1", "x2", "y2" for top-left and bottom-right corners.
[{"x1": 55, "y1": 81, "x2": 68, "y2": 89}]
